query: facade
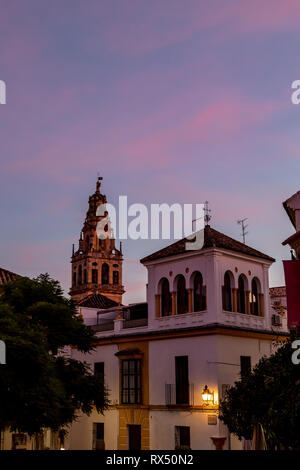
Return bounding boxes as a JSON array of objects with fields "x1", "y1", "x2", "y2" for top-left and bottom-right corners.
[
  {"x1": 283, "y1": 189, "x2": 300, "y2": 258},
  {"x1": 66, "y1": 225, "x2": 289, "y2": 451},
  {"x1": 269, "y1": 286, "x2": 287, "y2": 328},
  {"x1": 282, "y1": 190, "x2": 300, "y2": 328},
  {"x1": 0, "y1": 429, "x2": 63, "y2": 451},
  {"x1": 69, "y1": 177, "x2": 124, "y2": 304}
]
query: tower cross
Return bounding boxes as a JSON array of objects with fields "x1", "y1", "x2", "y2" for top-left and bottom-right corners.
[{"x1": 96, "y1": 175, "x2": 103, "y2": 192}]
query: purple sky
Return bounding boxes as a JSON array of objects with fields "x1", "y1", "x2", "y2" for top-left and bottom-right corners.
[{"x1": 1, "y1": 0, "x2": 300, "y2": 303}]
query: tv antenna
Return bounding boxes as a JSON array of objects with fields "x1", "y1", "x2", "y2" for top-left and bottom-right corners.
[
  {"x1": 192, "y1": 201, "x2": 211, "y2": 231},
  {"x1": 204, "y1": 201, "x2": 211, "y2": 226},
  {"x1": 237, "y1": 218, "x2": 248, "y2": 244}
]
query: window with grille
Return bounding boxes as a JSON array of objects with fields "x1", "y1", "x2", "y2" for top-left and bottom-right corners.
[{"x1": 121, "y1": 359, "x2": 142, "y2": 404}]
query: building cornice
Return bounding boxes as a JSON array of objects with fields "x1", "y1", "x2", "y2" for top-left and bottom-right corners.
[
  {"x1": 142, "y1": 246, "x2": 274, "y2": 268},
  {"x1": 93, "y1": 323, "x2": 289, "y2": 346}
]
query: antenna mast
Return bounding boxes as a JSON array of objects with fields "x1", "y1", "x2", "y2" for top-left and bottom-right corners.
[
  {"x1": 204, "y1": 201, "x2": 211, "y2": 226},
  {"x1": 192, "y1": 201, "x2": 211, "y2": 231},
  {"x1": 237, "y1": 218, "x2": 248, "y2": 244}
]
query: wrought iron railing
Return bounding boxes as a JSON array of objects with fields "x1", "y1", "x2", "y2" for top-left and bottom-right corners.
[
  {"x1": 92, "y1": 320, "x2": 114, "y2": 332},
  {"x1": 123, "y1": 318, "x2": 148, "y2": 329},
  {"x1": 165, "y1": 383, "x2": 194, "y2": 406}
]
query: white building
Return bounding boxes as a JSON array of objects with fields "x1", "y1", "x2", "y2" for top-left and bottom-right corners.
[{"x1": 66, "y1": 225, "x2": 288, "y2": 451}]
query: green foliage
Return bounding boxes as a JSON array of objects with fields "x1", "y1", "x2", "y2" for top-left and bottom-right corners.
[
  {"x1": 219, "y1": 339, "x2": 300, "y2": 450},
  {"x1": 0, "y1": 274, "x2": 108, "y2": 435}
]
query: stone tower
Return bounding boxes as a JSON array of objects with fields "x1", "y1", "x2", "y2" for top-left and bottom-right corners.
[{"x1": 70, "y1": 177, "x2": 124, "y2": 304}]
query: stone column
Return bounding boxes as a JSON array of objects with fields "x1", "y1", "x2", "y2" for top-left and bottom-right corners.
[
  {"x1": 232, "y1": 288, "x2": 237, "y2": 312},
  {"x1": 187, "y1": 288, "x2": 193, "y2": 313},
  {"x1": 155, "y1": 294, "x2": 161, "y2": 318},
  {"x1": 171, "y1": 291, "x2": 176, "y2": 315},
  {"x1": 114, "y1": 317, "x2": 124, "y2": 333},
  {"x1": 259, "y1": 293, "x2": 264, "y2": 316},
  {"x1": 246, "y1": 291, "x2": 251, "y2": 315}
]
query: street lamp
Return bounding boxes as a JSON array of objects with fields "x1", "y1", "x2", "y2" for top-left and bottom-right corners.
[{"x1": 202, "y1": 385, "x2": 214, "y2": 404}]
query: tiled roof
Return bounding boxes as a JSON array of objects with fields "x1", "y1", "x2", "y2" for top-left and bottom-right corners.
[
  {"x1": 140, "y1": 225, "x2": 275, "y2": 263},
  {"x1": 269, "y1": 286, "x2": 286, "y2": 297},
  {"x1": 77, "y1": 293, "x2": 120, "y2": 309},
  {"x1": 282, "y1": 230, "x2": 300, "y2": 246},
  {"x1": 283, "y1": 190, "x2": 300, "y2": 229},
  {"x1": 0, "y1": 267, "x2": 19, "y2": 285}
]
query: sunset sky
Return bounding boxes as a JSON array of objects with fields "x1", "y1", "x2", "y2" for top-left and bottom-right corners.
[{"x1": 1, "y1": 0, "x2": 300, "y2": 303}]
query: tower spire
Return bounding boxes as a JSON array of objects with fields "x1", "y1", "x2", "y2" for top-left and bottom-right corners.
[{"x1": 70, "y1": 178, "x2": 124, "y2": 304}]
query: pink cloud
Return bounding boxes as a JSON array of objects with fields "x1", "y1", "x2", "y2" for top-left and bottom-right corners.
[
  {"x1": 88, "y1": 0, "x2": 300, "y2": 56},
  {"x1": 122, "y1": 97, "x2": 284, "y2": 170}
]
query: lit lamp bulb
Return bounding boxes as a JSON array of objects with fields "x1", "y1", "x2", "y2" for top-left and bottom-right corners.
[{"x1": 202, "y1": 385, "x2": 214, "y2": 404}]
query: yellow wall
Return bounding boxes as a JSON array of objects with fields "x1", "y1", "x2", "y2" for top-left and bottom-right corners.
[{"x1": 117, "y1": 341, "x2": 149, "y2": 450}]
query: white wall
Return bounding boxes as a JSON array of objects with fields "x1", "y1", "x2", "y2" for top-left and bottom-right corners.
[
  {"x1": 150, "y1": 411, "x2": 218, "y2": 450},
  {"x1": 71, "y1": 343, "x2": 119, "y2": 403},
  {"x1": 149, "y1": 336, "x2": 218, "y2": 406},
  {"x1": 144, "y1": 247, "x2": 280, "y2": 333},
  {"x1": 66, "y1": 409, "x2": 118, "y2": 450}
]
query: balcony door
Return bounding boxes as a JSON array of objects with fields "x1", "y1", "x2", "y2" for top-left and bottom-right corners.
[{"x1": 175, "y1": 356, "x2": 189, "y2": 405}]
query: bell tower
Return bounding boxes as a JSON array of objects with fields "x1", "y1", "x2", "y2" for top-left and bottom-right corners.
[{"x1": 70, "y1": 177, "x2": 124, "y2": 304}]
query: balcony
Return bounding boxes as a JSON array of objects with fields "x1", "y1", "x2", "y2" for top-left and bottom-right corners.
[
  {"x1": 123, "y1": 318, "x2": 148, "y2": 329},
  {"x1": 92, "y1": 320, "x2": 114, "y2": 332},
  {"x1": 165, "y1": 383, "x2": 194, "y2": 407},
  {"x1": 222, "y1": 310, "x2": 266, "y2": 330}
]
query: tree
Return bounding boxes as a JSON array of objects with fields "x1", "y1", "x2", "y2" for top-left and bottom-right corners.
[
  {"x1": 219, "y1": 338, "x2": 300, "y2": 450},
  {"x1": 0, "y1": 274, "x2": 108, "y2": 436}
]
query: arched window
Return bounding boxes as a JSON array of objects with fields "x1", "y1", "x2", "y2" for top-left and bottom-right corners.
[
  {"x1": 161, "y1": 278, "x2": 171, "y2": 316},
  {"x1": 222, "y1": 271, "x2": 232, "y2": 311},
  {"x1": 250, "y1": 278, "x2": 259, "y2": 315},
  {"x1": 102, "y1": 263, "x2": 109, "y2": 284},
  {"x1": 113, "y1": 271, "x2": 119, "y2": 285},
  {"x1": 177, "y1": 275, "x2": 188, "y2": 315},
  {"x1": 193, "y1": 272, "x2": 206, "y2": 311},
  {"x1": 84, "y1": 269, "x2": 87, "y2": 284},
  {"x1": 78, "y1": 265, "x2": 82, "y2": 285},
  {"x1": 73, "y1": 271, "x2": 76, "y2": 287},
  {"x1": 92, "y1": 269, "x2": 98, "y2": 284},
  {"x1": 237, "y1": 275, "x2": 246, "y2": 314}
]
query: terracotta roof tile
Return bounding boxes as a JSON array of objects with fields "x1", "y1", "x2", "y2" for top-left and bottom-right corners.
[
  {"x1": 0, "y1": 267, "x2": 19, "y2": 285},
  {"x1": 269, "y1": 286, "x2": 286, "y2": 297},
  {"x1": 77, "y1": 293, "x2": 120, "y2": 309},
  {"x1": 140, "y1": 225, "x2": 275, "y2": 263}
]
